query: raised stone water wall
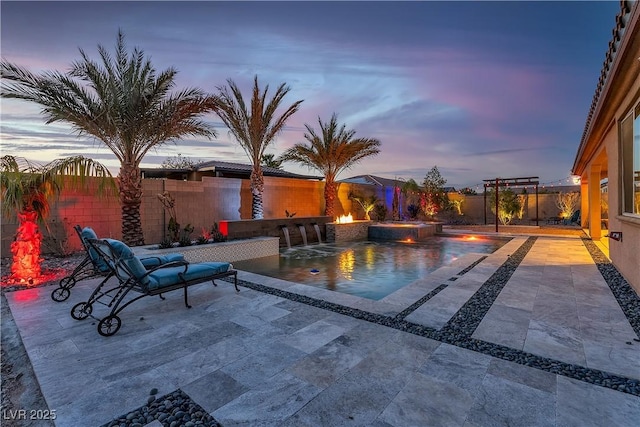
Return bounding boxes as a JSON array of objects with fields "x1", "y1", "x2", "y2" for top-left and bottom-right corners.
[
  {"x1": 325, "y1": 221, "x2": 372, "y2": 242},
  {"x1": 219, "y1": 216, "x2": 332, "y2": 248},
  {"x1": 368, "y1": 223, "x2": 440, "y2": 241}
]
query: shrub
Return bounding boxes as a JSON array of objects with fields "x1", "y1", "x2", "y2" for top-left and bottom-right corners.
[{"x1": 373, "y1": 203, "x2": 387, "y2": 221}]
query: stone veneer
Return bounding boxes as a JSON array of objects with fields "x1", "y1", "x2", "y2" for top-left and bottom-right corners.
[
  {"x1": 219, "y1": 216, "x2": 332, "y2": 248},
  {"x1": 325, "y1": 220, "x2": 372, "y2": 242},
  {"x1": 132, "y1": 237, "x2": 279, "y2": 263},
  {"x1": 368, "y1": 223, "x2": 441, "y2": 241}
]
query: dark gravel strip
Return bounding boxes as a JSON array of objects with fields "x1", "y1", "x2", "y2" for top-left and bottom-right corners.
[
  {"x1": 438, "y1": 237, "x2": 537, "y2": 338},
  {"x1": 581, "y1": 237, "x2": 640, "y2": 338},
  {"x1": 456, "y1": 255, "x2": 488, "y2": 275},
  {"x1": 394, "y1": 284, "x2": 448, "y2": 321}
]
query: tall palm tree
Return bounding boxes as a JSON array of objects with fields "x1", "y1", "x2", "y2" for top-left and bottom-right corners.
[
  {"x1": 279, "y1": 113, "x2": 381, "y2": 217},
  {"x1": 1, "y1": 155, "x2": 115, "y2": 283},
  {"x1": 0, "y1": 31, "x2": 217, "y2": 246},
  {"x1": 213, "y1": 75, "x2": 303, "y2": 219}
]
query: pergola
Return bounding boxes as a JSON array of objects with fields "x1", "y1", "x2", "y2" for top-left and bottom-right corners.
[{"x1": 483, "y1": 176, "x2": 540, "y2": 232}]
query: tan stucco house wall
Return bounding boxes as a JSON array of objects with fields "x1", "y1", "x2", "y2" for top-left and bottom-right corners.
[{"x1": 572, "y1": 0, "x2": 640, "y2": 294}]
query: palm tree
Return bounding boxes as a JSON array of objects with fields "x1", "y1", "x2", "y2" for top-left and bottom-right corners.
[
  {"x1": 1, "y1": 155, "x2": 115, "y2": 284},
  {"x1": 0, "y1": 31, "x2": 217, "y2": 246},
  {"x1": 213, "y1": 75, "x2": 303, "y2": 219},
  {"x1": 261, "y1": 153, "x2": 283, "y2": 170},
  {"x1": 279, "y1": 114, "x2": 381, "y2": 217}
]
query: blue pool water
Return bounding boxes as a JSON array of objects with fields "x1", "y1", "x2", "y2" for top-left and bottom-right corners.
[{"x1": 233, "y1": 235, "x2": 509, "y2": 300}]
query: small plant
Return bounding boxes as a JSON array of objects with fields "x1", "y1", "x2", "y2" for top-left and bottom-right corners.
[
  {"x1": 349, "y1": 192, "x2": 378, "y2": 220},
  {"x1": 158, "y1": 237, "x2": 173, "y2": 249},
  {"x1": 488, "y1": 188, "x2": 521, "y2": 225},
  {"x1": 210, "y1": 222, "x2": 226, "y2": 242},
  {"x1": 406, "y1": 204, "x2": 421, "y2": 220},
  {"x1": 196, "y1": 227, "x2": 212, "y2": 245},
  {"x1": 42, "y1": 217, "x2": 74, "y2": 256},
  {"x1": 450, "y1": 199, "x2": 464, "y2": 216},
  {"x1": 373, "y1": 203, "x2": 387, "y2": 221},
  {"x1": 285, "y1": 210, "x2": 296, "y2": 218},
  {"x1": 179, "y1": 224, "x2": 195, "y2": 247},
  {"x1": 158, "y1": 191, "x2": 180, "y2": 242},
  {"x1": 556, "y1": 191, "x2": 580, "y2": 220}
]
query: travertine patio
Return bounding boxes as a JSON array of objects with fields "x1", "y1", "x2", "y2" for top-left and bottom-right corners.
[{"x1": 4, "y1": 233, "x2": 640, "y2": 426}]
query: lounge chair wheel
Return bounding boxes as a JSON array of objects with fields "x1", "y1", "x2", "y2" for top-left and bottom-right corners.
[
  {"x1": 71, "y1": 302, "x2": 92, "y2": 320},
  {"x1": 98, "y1": 315, "x2": 121, "y2": 337},
  {"x1": 59, "y1": 275, "x2": 76, "y2": 289},
  {"x1": 51, "y1": 287, "x2": 71, "y2": 302}
]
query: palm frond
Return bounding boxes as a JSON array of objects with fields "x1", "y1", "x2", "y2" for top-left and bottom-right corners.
[
  {"x1": 214, "y1": 75, "x2": 303, "y2": 164},
  {"x1": 280, "y1": 113, "x2": 381, "y2": 180}
]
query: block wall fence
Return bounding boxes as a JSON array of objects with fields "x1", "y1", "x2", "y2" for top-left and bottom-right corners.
[{"x1": 0, "y1": 175, "x2": 576, "y2": 256}]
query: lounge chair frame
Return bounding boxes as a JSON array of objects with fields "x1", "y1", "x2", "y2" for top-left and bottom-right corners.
[
  {"x1": 71, "y1": 238, "x2": 239, "y2": 336},
  {"x1": 51, "y1": 225, "x2": 111, "y2": 302}
]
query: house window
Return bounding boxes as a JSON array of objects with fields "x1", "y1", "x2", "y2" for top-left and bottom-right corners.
[{"x1": 621, "y1": 101, "x2": 640, "y2": 216}]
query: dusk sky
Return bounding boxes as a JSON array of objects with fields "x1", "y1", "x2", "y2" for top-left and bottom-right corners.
[{"x1": 0, "y1": 1, "x2": 621, "y2": 190}]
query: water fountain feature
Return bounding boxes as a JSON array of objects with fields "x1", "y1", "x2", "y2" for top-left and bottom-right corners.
[
  {"x1": 312, "y1": 223, "x2": 322, "y2": 243},
  {"x1": 297, "y1": 224, "x2": 308, "y2": 246},
  {"x1": 280, "y1": 226, "x2": 292, "y2": 249}
]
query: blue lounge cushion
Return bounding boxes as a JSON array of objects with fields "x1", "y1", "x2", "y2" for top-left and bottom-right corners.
[
  {"x1": 146, "y1": 262, "x2": 231, "y2": 290},
  {"x1": 104, "y1": 238, "x2": 150, "y2": 286},
  {"x1": 82, "y1": 227, "x2": 110, "y2": 273},
  {"x1": 140, "y1": 253, "x2": 185, "y2": 268}
]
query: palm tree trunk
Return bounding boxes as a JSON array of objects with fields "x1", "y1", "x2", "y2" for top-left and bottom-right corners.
[
  {"x1": 118, "y1": 162, "x2": 145, "y2": 246},
  {"x1": 251, "y1": 165, "x2": 264, "y2": 219},
  {"x1": 324, "y1": 179, "x2": 337, "y2": 217}
]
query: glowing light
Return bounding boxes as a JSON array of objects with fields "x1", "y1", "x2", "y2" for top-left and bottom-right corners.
[
  {"x1": 338, "y1": 249, "x2": 355, "y2": 280},
  {"x1": 404, "y1": 238, "x2": 414, "y2": 243},
  {"x1": 335, "y1": 213, "x2": 354, "y2": 224},
  {"x1": 9, "y1": 211, "x2": 43, "y2": 285},
  {"x1": 13, "y1": 289, "x2": 40, "y2": 302},
  {"x1": 466, "y1": 236, "x2": 477, "y2": 241}
]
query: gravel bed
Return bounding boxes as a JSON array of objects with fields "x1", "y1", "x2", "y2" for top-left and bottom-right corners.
[
  {"x1": 581, "y1": 237, "x2": 640, "y2": 338},
  {"x1": 101, "y1": 389, "x2": 221, "y2": 427}
]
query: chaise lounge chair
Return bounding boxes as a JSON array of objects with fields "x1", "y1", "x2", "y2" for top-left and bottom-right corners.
[
  {"x1": 70, "y1": 237, "x2": 238, "y2": 336},
  {"x1": 51, "y1": 226, "x2": 184, "y2": 302}
]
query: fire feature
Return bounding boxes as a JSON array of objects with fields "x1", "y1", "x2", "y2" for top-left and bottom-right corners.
[{"x1": 335, "y1": 213, "x2": 354, "y2": 224}]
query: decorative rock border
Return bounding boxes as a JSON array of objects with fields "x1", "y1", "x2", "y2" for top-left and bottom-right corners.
[
  {"x1": 581, "y1": 237, "x2": 640, "y2": 337},
  {"x1": 102, "y1": 389, "x2": 221, "y2": 427}
]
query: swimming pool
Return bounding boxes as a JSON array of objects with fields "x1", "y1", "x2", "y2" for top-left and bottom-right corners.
[{"x1": 233, "y1": 235, "x2": 509, "y2": 300}]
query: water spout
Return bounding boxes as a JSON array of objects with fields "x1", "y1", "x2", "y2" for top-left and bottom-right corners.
[
  {"x1": 297, "y1": 224, "x2": 308, "y2": 246},
  {"x1": 280, "y1": 226, "x2": 291, "y2": 249},
  {"x1": 312, "y1": 223, "x2": 322, "y2": 243}
]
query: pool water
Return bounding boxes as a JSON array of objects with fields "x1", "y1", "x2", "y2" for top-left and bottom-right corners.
[{"x1": 233, "y1": 235, "x2": 509, "y2": 300}]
